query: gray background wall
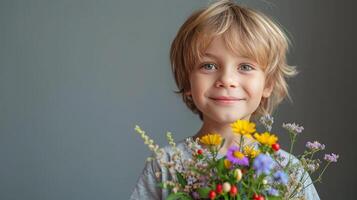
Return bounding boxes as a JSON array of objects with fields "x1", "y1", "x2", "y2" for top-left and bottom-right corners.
[{"x1": 0, "y1": 0, "x2": 355, "y2": 199}]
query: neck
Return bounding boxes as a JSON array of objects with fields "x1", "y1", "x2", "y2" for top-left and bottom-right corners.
[{"x1": 192, "y1": 115, "x2": 257, "y2": 155}]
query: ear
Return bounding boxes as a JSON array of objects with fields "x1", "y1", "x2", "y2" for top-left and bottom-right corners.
[{"x1": 262, "y1": 81, "x2": 274, "y2": 98}]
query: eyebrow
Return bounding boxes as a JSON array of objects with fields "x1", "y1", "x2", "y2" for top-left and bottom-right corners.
[{"x1": 203, "y1": 52, "x2": 258, "y2": 65}]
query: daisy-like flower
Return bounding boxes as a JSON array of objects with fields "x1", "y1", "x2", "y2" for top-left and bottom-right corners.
[
  {"x1": 231, "y1": 120, "x2": 256, "y2": 138},
  {"x1": 200, "y1": 133, "x2": 222, "y2": 146},
  {"x1": 243, "y1": 145, "x2": 260, "y2": 158},
  {"x1": 254, "y1": 132, "x2": 278, "y2": 146},
  {"x1": 226, "y1": 146, "x2": 249, "y2": 166}
]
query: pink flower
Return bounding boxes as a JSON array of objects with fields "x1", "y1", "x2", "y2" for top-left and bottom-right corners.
[{"x1": 324, "y1": 153, "x2": 339, "y2": 163}]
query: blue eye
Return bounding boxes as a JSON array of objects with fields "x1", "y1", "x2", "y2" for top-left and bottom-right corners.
[
  {"x1": 239, "y1": 64, "x2": 254, "y2": 71},
  {"x1": 201, "y1": 63, "x2": 217, "y2": 71},
  {"x1": 200, "y1": 63, "x2": 254, "y2": 72}
]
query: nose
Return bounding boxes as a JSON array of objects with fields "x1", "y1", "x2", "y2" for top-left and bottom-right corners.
[{"x1": 215, "y1": 69, "x2": 238, "y2": 88}]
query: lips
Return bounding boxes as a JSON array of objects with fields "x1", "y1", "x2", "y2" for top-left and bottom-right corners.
[
  {"x1": 209, "y1": 96, "x2": 245, "y2": 105},
  {"x1": 210, "y1": 96, "x2": 244, "y2": 101},
  {"x1": 209, "y1": 96, "x2": 244, "y2": 105}
]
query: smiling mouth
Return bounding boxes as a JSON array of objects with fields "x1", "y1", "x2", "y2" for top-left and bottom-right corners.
[
  {"x1": 209, "y1": 97, "x2": 245, "y2": 101},
  {"x1": 209, "y1": 97, "x2": 245, "y2": 105}
]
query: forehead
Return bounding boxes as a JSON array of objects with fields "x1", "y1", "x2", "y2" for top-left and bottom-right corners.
[
  {"x1": 191, "y1": 18, "x2": 272, "y2": 71},
  {"x1": 199, "y1": 36, "x2": 261, "y2": 66}
]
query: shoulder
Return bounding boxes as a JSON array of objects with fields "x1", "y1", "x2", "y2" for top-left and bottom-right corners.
[
  {"x1": 140, "y1": 138, "x2": 192, "y2": 174},
  {"x1": 160, "y1": 138, "x2": 192, "y2": 160},
  {"x1": 275, "y1": 149, "x2": 320, "y2": 200},
  {"x1": 275, "y1": 148, "x2": 300, "y2": 167},
  {"x1": 161, "y1": 139, "x2": 188, "y2": 152}
]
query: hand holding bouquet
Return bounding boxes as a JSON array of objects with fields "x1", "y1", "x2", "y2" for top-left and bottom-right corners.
[{"x1": 134, "y1": 115, "x2": 338, "y2": 200}]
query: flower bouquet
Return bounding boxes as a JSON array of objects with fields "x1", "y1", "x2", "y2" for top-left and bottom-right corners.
[{"x1": 134, "y1": 115, "x2": 338, "y2": 200}]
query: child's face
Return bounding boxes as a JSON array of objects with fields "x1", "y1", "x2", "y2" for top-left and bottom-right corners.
[{"x1": 188, "y1": 36, "x2": 273, "y2": 124}]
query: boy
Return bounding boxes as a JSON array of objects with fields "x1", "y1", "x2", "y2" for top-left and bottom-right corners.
[{"x1": 130, "y1": 0, "x2": 320, "y2": 199}]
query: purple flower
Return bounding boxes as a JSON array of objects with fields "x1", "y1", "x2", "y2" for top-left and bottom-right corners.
[
  {"x1": 226, "y1": 146, "x2": 249, "y2": 166},
  {"x1": 191, "y1": 191, "x2": 200, "y2": 199},
  {"x1": 198, "y1": 175, "x2": 209, "y2": 187},
  {"x1": 282, "y1": 122, "x2": 304, "y2": 134},
  {"x1": 324, "y1": 153, "x2": 339, "y2": 162},
  {"x1": 267, "y1": 188, "x2": 279, "y2": 196},
  {"x1": 306, "y1": 141, "x2": 325, "y2": 150},
  {"x1": 273, "y1": 170, "x2": 289, "y2": 185},
  {"x1": 253, "y1": 154, "x2": 274, "y2": 176}
]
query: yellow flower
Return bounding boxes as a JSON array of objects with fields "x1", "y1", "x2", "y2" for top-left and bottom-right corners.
[
  {"x1": 233, "y1": 151, "x2": 245, "y2": 159},
  {"x1": 224, "y1": 159, "x2": 232, "y2": 169},
  {"x1": 243, "y1": 145, "x2": 260, "y2": 158},
  {"x1": 200, "y1": 133, "x2": 222, "y2": 146},
  {"x1": 254, "y1": 132, "x2": 278, "y2": 146},
  {"x1": 231, "y1": 120, "x2": 256, "y2": 137}
]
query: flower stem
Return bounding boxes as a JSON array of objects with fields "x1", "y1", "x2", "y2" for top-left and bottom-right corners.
[
  {"x1": 286, "y1": 132, "x2": 296, "y2": 168},
  {"x1": 302, "y1": 162, "x2": 331, "y2": 190},
  {"x1": 239, "y1": 135, "x2": 244, "y2": 151}
]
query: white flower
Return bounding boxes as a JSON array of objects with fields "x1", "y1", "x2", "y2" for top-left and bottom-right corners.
[
  {"x1": 259, "y1": 114, "x2": 274, "y2": 132},
  {"x1": 172, "y1": 186, "x2": 179, "y2": 193},
  {"x1": 282, "y1": 123, "x2": 304, "y2": 134},
  {"x1": 262, "y1": 178, "x2": 268, "y2": 185}
]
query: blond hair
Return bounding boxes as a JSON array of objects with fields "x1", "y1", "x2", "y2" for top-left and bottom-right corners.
[{"x1": 170, "y1": 0, "x2": 298, "y2": 121}]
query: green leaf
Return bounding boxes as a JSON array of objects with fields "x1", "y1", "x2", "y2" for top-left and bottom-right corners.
[
  {"x1": 267, "y1": 196, "x2": 283, "y2": 200},
  {"x1": 197, "y1": 187, "x2": 211, "y2": 198},
  {"x1": 223, "y1": 194, "x2": 229, "y2": 200},
  {"x1": 217, "y1": 157, "x2": 225, "y2": 174},
  {"x1": 166, "y1": 192, "x2": 193, "y2": 200},
  {"x1": 176, "y1": 172, "x2": 187, "y2": 188},
  {"x1": 197, "y1": 154, "x2": 203, "y2": 160},
  {"x1": 237, "y1": 194, "x2": 242, "y2": 200}
]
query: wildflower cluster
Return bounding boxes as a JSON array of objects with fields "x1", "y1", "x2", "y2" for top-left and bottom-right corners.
[{"x1": 134, "y1": 115, "x2": 338, "y2": 200}]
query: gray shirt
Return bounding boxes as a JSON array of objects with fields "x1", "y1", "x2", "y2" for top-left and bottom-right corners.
[{"x1": 130, "y1": 139, "x2": 320, "y2": 200}]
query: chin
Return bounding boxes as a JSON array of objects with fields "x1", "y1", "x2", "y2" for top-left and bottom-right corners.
[{"x1": 209, "y1": 113, "x2": 247, "y2": 124}]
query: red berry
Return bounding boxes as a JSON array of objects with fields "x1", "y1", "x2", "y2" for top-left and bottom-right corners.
[
  {"x1": 208, "y1": 190, "x2": 216, "y2": 200},
  {"x1": 197, "y1": 149, "x2": 203, "y2": 155},
  {"x1": 257, "y1": 195, "x2": 265, "y2": 200},
  {"x1": 230, "y1": 185, "x2": 238, "y2": 197},
  {"x1": 252, "y1": 194, "x2": 265, "y2": 200},
  {"x1": 272, "y1": 143, "x2": 280, "y2": 151},
  {"x1": 252, "y1": 194, "x2": 259, "y2": 200},
  {"x1": 215, "y1": 184, "x2": 223, "y2": 194}
]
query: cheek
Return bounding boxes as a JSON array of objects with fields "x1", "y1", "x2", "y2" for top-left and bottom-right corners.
[
  {"x1": 190, "y1": 75, "x2": 211, "y2": 94},
  {"x1": 191, "y1": 82, "x2": 206, "y2": 101},
  {"x1": 244, "y1": 76, "x2": 266, "y2": 97}
]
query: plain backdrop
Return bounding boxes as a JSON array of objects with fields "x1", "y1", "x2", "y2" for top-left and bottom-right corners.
[{"x1": 0, "y1": 0, "x2": 356, "y2": 199}]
